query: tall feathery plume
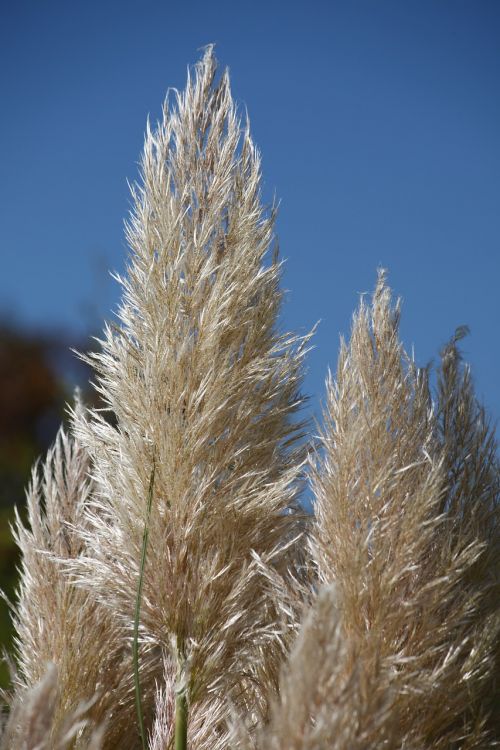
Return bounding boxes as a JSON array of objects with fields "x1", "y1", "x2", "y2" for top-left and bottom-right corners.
[
  {"x1": 435, "y1": 330, "x2": 500, "y2": 742},
  {"x1": 302, "y1": 271, "x2": 499, "y2": 747},
  {"x1": 0, "y1": 664, "x2": 106, "y2": 750},
  {"x1": 239, "y1": 583, "x2": 403, "y2": 750},
  {"x1": 69, "y1": 46, "x2": 309, "y2": 745},
  {"x1": 6, "y1": 395, "x2": 162, "y2": 750}
]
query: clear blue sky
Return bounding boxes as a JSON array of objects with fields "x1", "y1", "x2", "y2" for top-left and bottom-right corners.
[{"x1": 1, "y1": 0, "x2": 499, "y2": 425}]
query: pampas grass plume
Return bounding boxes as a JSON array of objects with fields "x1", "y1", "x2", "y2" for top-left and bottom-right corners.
[{"x1": 2, "y1": 49, "x2": 498, "y2": 750}]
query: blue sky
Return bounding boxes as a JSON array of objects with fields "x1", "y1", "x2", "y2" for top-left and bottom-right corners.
[{"x1": 1, "y1": 0, "x2": 499, "y2": 425}]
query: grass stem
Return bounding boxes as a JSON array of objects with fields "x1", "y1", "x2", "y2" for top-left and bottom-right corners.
[
  {"x1": 133, "y1": 459, "x2": 156, "y2": 750},
  {"x1": 174, "y1": 687, "x2": 188, "y2": 750}
]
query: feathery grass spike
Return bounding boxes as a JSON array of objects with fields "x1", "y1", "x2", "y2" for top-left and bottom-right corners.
[
  {"x1": 67, "y1": 44, "x2": 308, "y2": 740},
  {"x1": 4, "y1": 46, "x2": 498, "y2": 749}
]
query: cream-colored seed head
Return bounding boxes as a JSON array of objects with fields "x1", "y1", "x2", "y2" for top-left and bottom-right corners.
[
  {"x1": 303, "y1": 273, "x2": 500, "y2": 748},
  {"x1": 245, "y1": 275, "x2": 498, "y2": 750},
  {"x1": 66, "y1": 44, "x2": 309, "y2": 735},
  {"x1": 8, "y1": 419, "x2": 157, "y2": 749},
  {"x1": 3, "y1": 49, "x2": 498, "y2": 750}
]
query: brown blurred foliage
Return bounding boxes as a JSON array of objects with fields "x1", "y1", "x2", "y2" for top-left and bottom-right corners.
[{"x1": 0, "y1": 323, "x2": 94, "y2": 684}]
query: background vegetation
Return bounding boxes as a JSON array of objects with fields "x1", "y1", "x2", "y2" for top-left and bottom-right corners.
[{"x1": 0, "y1": 325, "x2": 95, "y2": 686}]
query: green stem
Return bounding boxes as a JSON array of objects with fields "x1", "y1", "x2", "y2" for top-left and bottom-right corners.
[
  {"x1": 174, "y1": 688, "x2": 188, "y2": 750},
  {"x1": 133, "y1": 460, "x2": 156, "y2": 750}
]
